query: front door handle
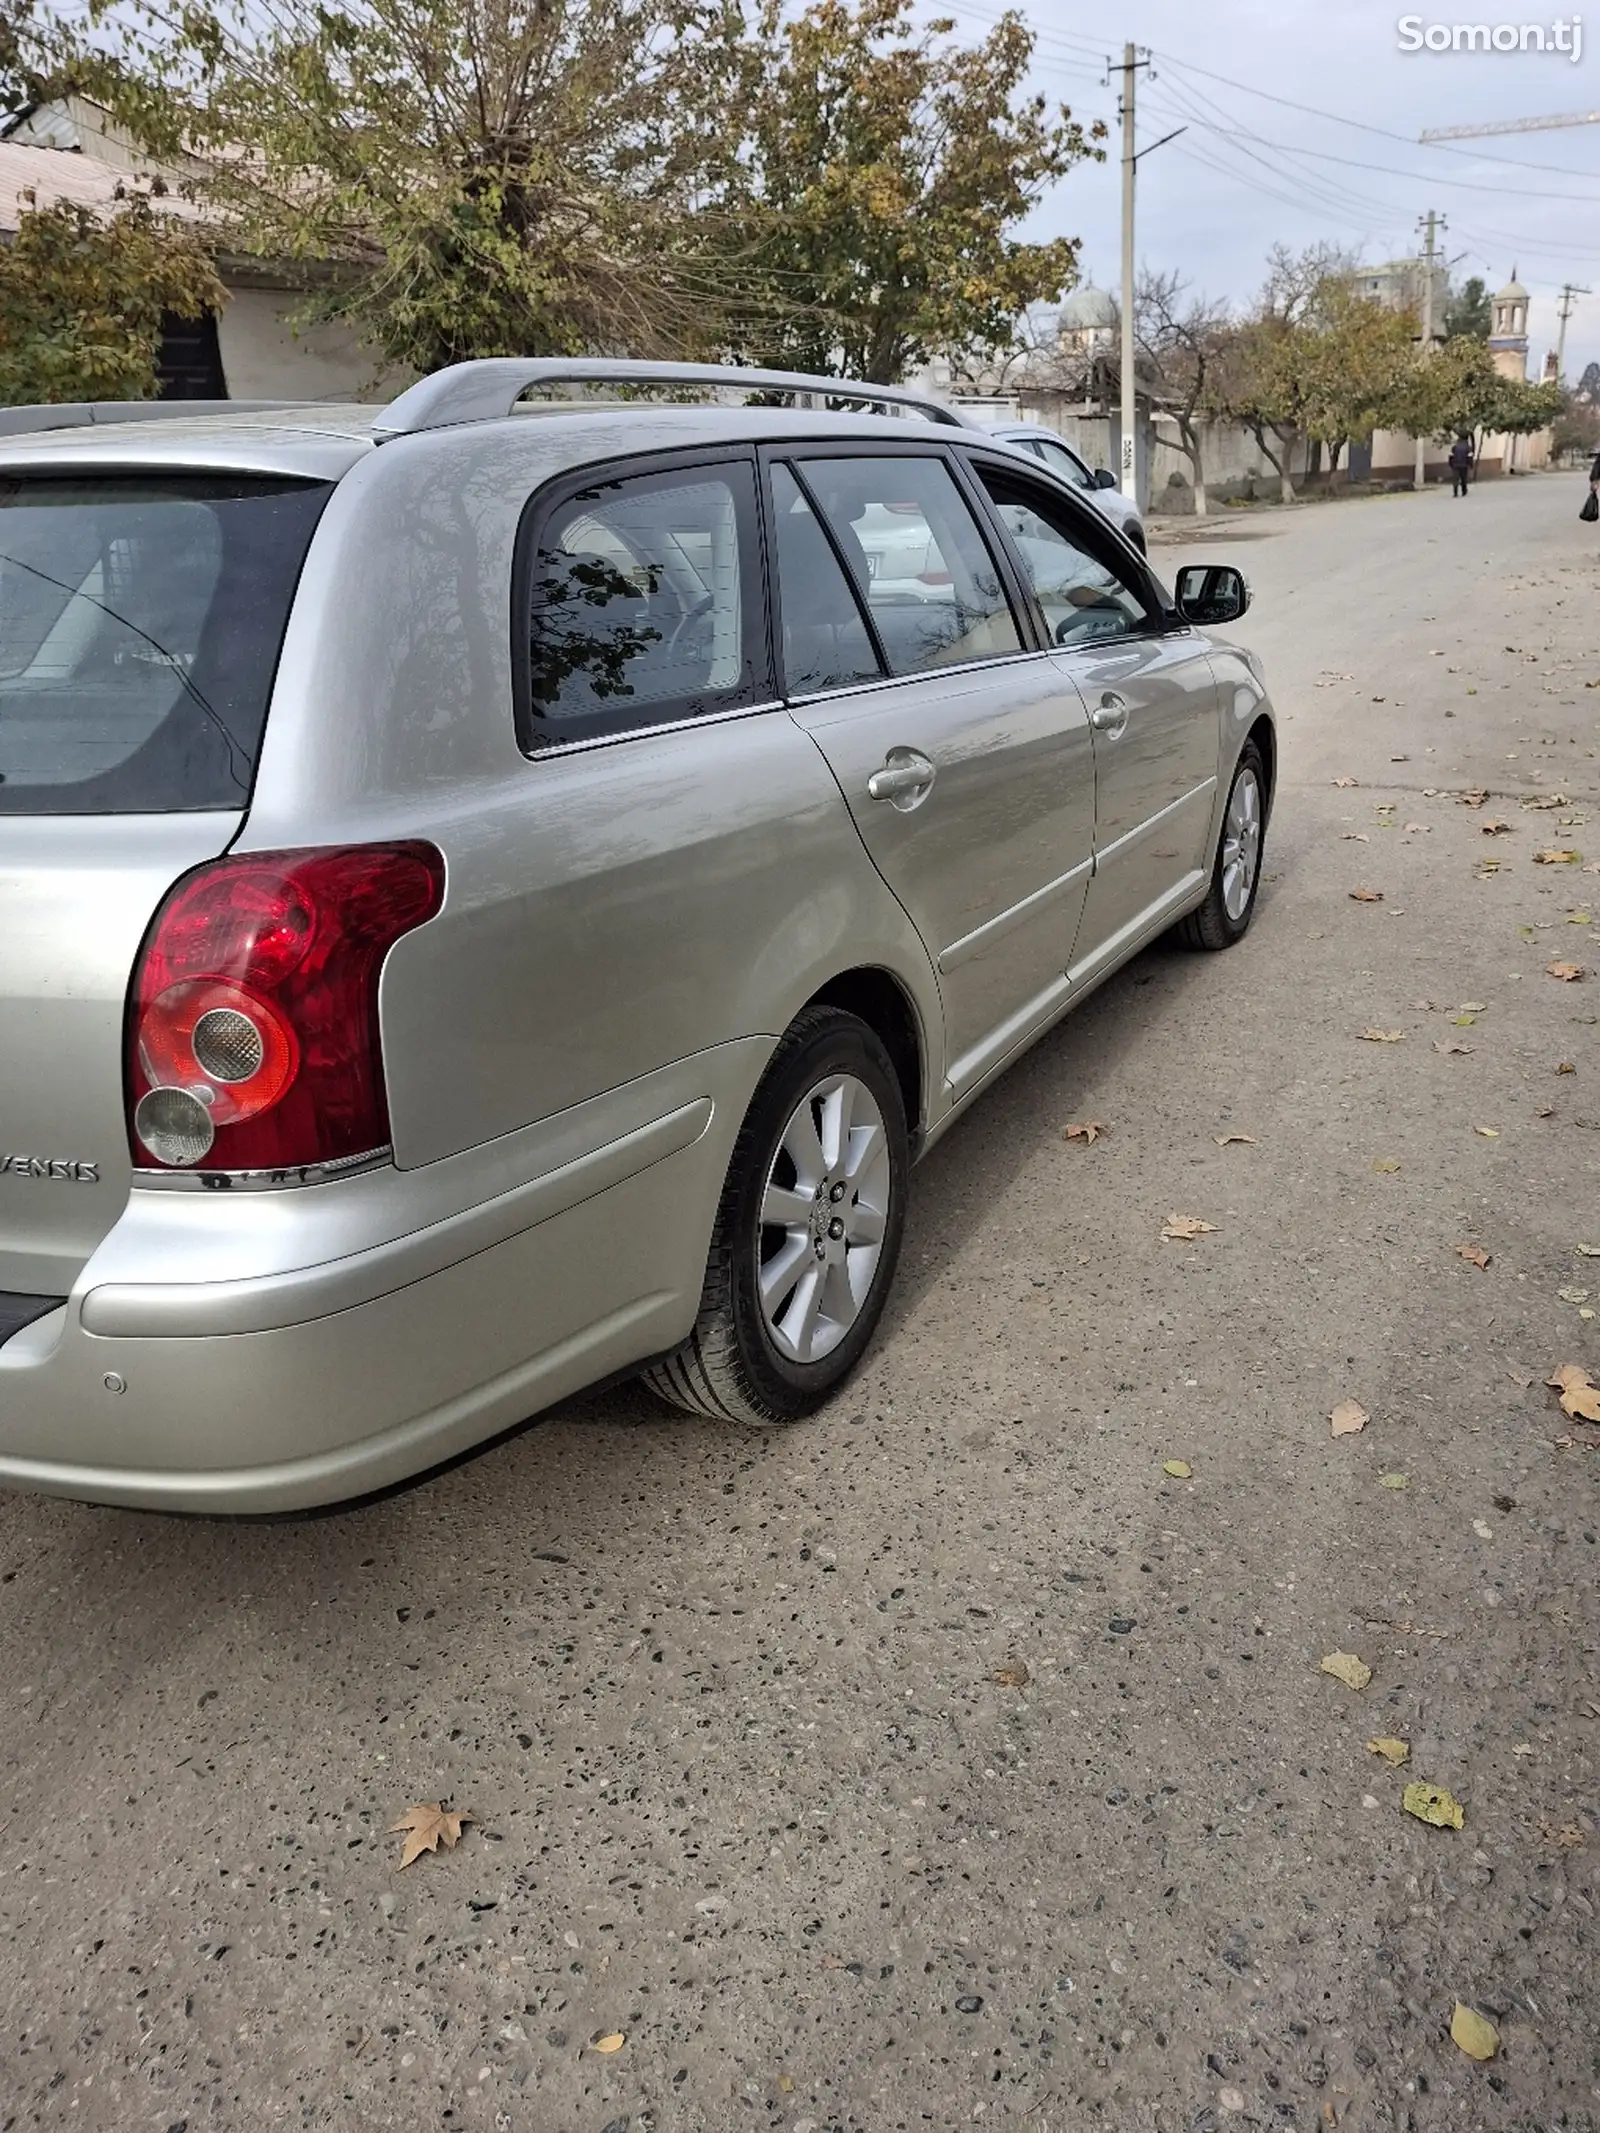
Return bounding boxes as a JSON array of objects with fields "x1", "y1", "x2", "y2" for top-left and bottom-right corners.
[
  {"x1": 1088, "y1": 692, "x2": 1130, "y2": 736},
  {"x1": 867, "y1": 748, "x2": 937, "y2": 809}
]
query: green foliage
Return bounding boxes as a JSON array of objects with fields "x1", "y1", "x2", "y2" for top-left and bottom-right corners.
[
  {"x1": 1443, "y1": 275, "x2": 1491, "y2": 341},
  {"x1": 1394, "y1": 334, "x2": 1564, "y2": 442},
  {"x1": 61, "y1": 0, "x2": 754, "y2": 377},
  {"x1": 735, "y1": 0, "x2": 1104, "y2": 382},
  {"x1": 0, "y1": 191, "x2": 223, "y2": 404}
]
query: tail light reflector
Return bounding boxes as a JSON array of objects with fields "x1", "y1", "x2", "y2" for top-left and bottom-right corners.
[{"x1": 128, "y1": 844, "x2": 444, "y2": 1173}]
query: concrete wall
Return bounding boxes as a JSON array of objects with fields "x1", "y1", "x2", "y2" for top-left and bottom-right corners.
[{"x1": 216, "y1": 280, "x2": 411, "y2": 404}]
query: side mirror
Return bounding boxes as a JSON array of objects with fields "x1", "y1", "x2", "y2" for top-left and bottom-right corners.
[
  {"x1": 1175, "y1": 563, "x2": 1250, "y2": 626},
  {"x1": 1093, "y1": 467, "x2": 1118, "y2": 490}
]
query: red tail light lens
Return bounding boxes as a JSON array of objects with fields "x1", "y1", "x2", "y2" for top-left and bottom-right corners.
[{"x1": 128, "y1": 844, "x2": 444, "y2": 1173}]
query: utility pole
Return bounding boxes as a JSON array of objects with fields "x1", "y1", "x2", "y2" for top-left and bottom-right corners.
[
  {"x1": 1415, "y1": 209, "x2": 1444, "y2": 492},
  {"x1": 1117, "y1": 44, "x2": 1151, "y2": 503},
  {"x1": 1555, "y1": 283, "x2": 1590, "y2": 381}
]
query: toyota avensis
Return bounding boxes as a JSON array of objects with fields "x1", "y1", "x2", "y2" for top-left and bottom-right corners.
[{"x1": 0, "y1": 359, "x2": 1275, "y2": 1511}]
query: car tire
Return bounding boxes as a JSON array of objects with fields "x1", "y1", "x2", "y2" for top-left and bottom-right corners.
[
  {"x1": 1176, "y1": 740, "x2": 1267, "y2": 951},
  {"x1": 643, "y1": 1006, "x2": 908, "y2": 1426}
]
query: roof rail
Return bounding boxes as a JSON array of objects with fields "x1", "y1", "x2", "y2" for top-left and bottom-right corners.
[
  {"x1": 371, "y1": 359, "x2": 978, "y2": 440},
  {"x1": 0, "y1": 400, "x2": 303, "y2": 439}
]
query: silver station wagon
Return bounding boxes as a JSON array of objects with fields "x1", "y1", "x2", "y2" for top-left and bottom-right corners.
[{"x1": 0, "y1": 360, "x2": 1275, "y2": 1512}]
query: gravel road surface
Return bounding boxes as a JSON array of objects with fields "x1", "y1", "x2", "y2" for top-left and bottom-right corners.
[{"x1": 2, "y1": 475, "x2": 1596, "y2": 2133}]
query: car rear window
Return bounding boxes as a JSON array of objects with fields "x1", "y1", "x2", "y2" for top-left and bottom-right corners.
[{"x1": 0, "y1": 474, "x2": 332, "y2": 814}]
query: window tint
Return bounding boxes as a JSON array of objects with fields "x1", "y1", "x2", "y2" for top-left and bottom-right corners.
[
  {"x1": 0, "y1": 476, "x2": 331, "y2": 814},
  {"x1": 1034, "y1": 437, "x2": 1096, "y2": 490},
  {"x1": 798, "y1": 455, "x2": 1021, "y2": 677},
  {"x1": 979, "y1": 470, "x2": 1149, "y2": 649},
  {"x1": 769, "y1": 463, "x2": 882, "y2": 695},
  {"x1": 523, "y1": 461, "x2": 759, "y2": 747}
]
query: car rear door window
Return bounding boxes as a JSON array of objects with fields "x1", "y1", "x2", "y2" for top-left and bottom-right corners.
[
  {"x1": 520, "y1": 460, "x2": 762, "y2": 749},
  {"x1": 0, "y1": 475, "x2": 331, "y2": 814},
  {"x1": 768, "y1": 463, "x2": 883, "y2": 696},
  {"x1": 797, "y1": 455, "x2": 1021, "y2": 677},
  {"x1": 978, "y1": 468, "x2": 1150, "y2": 649}
]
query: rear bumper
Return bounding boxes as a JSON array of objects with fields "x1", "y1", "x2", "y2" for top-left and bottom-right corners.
[{"x1": 0, "y1": 1048, "x2": 767, "y2": 1513}]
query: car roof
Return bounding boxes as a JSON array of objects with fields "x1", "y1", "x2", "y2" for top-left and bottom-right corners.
[{"x1": 0, "y1": 399, "x2": 1023, "y2": 484}]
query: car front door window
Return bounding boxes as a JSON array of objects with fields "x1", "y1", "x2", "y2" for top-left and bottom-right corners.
[{"x1": 979, "y1": 470, "x2": 1148, "y2": 648}]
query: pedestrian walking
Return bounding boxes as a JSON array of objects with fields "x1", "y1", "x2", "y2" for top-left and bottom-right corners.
[{"x1": 1448, "y1": 433, "x2": 1473, "y2": 498}]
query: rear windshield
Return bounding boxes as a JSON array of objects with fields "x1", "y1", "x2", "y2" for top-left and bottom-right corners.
[{"x1": 0, "y1": 474, "x2": 331, "y2": 814}]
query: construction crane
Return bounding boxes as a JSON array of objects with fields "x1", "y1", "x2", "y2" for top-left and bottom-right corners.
[{"x1": 1420, "y1": 110, "x2": 1600, "y2": 141}]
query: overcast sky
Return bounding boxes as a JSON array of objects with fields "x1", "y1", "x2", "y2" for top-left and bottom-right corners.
[{"x1": 941, "y1": 0, "x2": 1600, "y2": 378}]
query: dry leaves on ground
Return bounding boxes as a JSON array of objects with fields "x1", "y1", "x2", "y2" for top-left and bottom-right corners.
[
  {"x1": 1558, "y1": 1060, "x2": 1577, "y2": 1073},
  {"x1": 1450, "y1": 2004, "x2": 1500, "y2": 2061},
  {"x1": 1213, "y1": 1132, "x2": 1256, "y2": 1146},
  {"x1": 991, "y1": 1660, "x2": 1030, "y2": 1689},
  {"x1": 1330, "y1": 1399, "x2": 1369, "y2": 1438},
  {"x1": 1372, "y1": 1156, "x2": 1402, "y2": 1173},
  {"x1": 1474, "y1": 1125, "x2": 1500, "y2": 1138},
  {"x1": 1366, "y1": 1736, "x2": 1410, "y2": 1765},
  {"x1": 1538, "y1": 1820, "x2": 1589, "y2": 1848},
  {"x1": 1161, "y1": 1214, "x2": 1219, "y2": 1241},
  {"x1": 590, "y1": 2032, "x2": 626, "y2": 2054},
  {"x1": 1547, "y1": 1363, "x2": 1600, "y2": 1422},
  {"x1": 1379, "y1": 1471, "x2": 1410, "y2": 1490},
  {"x1": 1433, "y1": 1040, "x2": 1473, "y2": 1055},
  {"x1": 1162, "y1": 1458, "x2": 1193, "y2": 1479},
  {"x1": 1403, "y1": 1782, "x2": 1465, "y2": 1829},
  {"x1": 1523, "y1": 792, "x2": 1569, "y2": 809},
  {"x1": 1534, "y1": 849, "x2": 1582, "y2": 866},
  {"x1": 1459, "y1": 788, "x2": 1490, "y2": 807},
  {"x1": 1455, "y1": 1244, "x2": 1491, "y2": 1269},
  {"x1": 391, "y1": 1803, "x2": 474, "y2": 1869},
  {"x1": 1064, "y1": 1120, "x2": 1108, "y2": 1143},
  {"x1": 1481, "y1": 820, "x2": 1514, "y2": 835},
  {"x1": 1359, "y1": 1027, "x2": 1405, "y2": 1043},
  {"x1": 1342, "y1": 831, "x2": 1370, "y2": 841},
  {"x1": 1320, "y1": 1651, "x2": 1372, "y2": 1690},
  {"x1": 1547, "y1": 960, "x2": 1585, "y2": 982},
  {"x1": 1349, "y1": 886, "x2": 1384, "y2": 903},
  {"x1": 1332, "y1": 775, "x2": 1358, "y2": 787}
]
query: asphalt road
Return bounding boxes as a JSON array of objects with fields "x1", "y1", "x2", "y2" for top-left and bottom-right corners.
[{"x1": 2, "y1": 475, "x2": 1597, "y2": 2133}]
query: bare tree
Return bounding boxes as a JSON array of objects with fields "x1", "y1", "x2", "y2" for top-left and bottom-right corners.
[{"x1": 1135, "y1": 269, "x2": 1230, "y2": 516}]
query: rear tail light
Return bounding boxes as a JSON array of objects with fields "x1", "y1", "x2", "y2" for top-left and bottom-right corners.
[{"x1": 127, "y1": 844, "x2": 444, "y2": 1174}]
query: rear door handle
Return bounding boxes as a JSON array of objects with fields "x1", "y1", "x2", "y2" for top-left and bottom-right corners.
[
  {"x1": 867, "y1": 749, "x2": 936, "y2": 809},
  {"x1": 1088, "y1": 693, "x2": 1129, "y2": 736}
]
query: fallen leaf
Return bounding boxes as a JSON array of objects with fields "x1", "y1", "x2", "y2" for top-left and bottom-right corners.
[
  {"x1": 1372, "y1": 1156, "x2": 1402, "y2": 1173},
  {"x1": 1557, "y1": 1060, "x2": 1576, "y2": 1073},
  {"x1": 1161, "y1": 1458, "x2": 1193, "y2": 1479},
  {"x1": 1472, "y1": 1518, "x2": 1494, "y2": 1539},
  {"x1": 1212, "y1": 1132, "x2": 1256, "y2": 1146},
  {"x1": 1349, "y1": 886, "x2": 1384, "y2": 903},
  {"x1": 1332, "y1": 776, "x2": 1358, "y2": 788},
  {"x1": 1547, "y1": 960, "x2": 1585, "y2": 982},
  {"x1": 1459, "y1": 1002, "x2": 1487, "y2": 1013},
  {"x1": 1522, "y1": 791, "x2": 1570, "y2": 808},
  {"x1": 1320, "y1": 1651, "x2": 1372, "y2": 1690},
  {"x1": 1558, "y1": 1285, "x2": 1592, "y2": 1306},
  {"x1": 1161, "y1": 1214, "x2": 1218, "y2": 1242},
  {"x1": 1450, "y1": 1013, "x2": 1478, "y2": 1027},
  {"x1": 1359, "y1": 1028, "x2": 1406, "y2": 1043},
  {"x1": 1455, "y1": 1243, "x2": 1491, "y2": 1269},
  {"x1": 1330, "y1": 1399, "x2": 1369, "y2": 1438},
  {"x1": 1481, "y1": 820, "x2": 1514, "y2": 835},
  {"x1": 1512, "y1": 1742, "x2": 1534, "y2": 1756},
  {"x1": 991, "y1": 1659, "x2": 1030, "y2": 1688},
  {"x1": 1576, "y1": 1243, "x2": 1600, "y2": 1256},
  {"x1": 1403, "y1": 1782, "x2": 1465, "y2": 1829},
  {"x1": 1473, "y1": 1125, "x2": 1500, "y2": 1138},
  {"x1": 1063, "y1": 1120, "x2": 1108, "y2": 1143},
  {"x1": 1538, "y1": 1820, "x2": 1588, "y2": 1848},
  {"x1": 390, "y1": 1803, "x2": 474, "y2": 1870},
  {"x1": 1450, "y1": 2004, "x2": 1499, "y2": 2061},
  {"x1": 1546, "y1": 1364, "x2": 1600, "y2": 1422},
  {"x1": 1433, "y1": 1040, "x2": 1473, "y2": 1055},
  {"x1": 1534, "y1": 849, "x2": 1582, "y2": 865},
  {"x1": 590, "y1": 2032, "x2": 626, "y2": 2054},
  {"x1": 1460, "y1": 789, "x2": 1489, "y2": 807},
  {"x1": 1379, "y1": 1471, "x2": 1410, "y2": 1490},
  {"x1": 1366, "y1": 1736, "x2": 1410, "y2": 1765}
]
